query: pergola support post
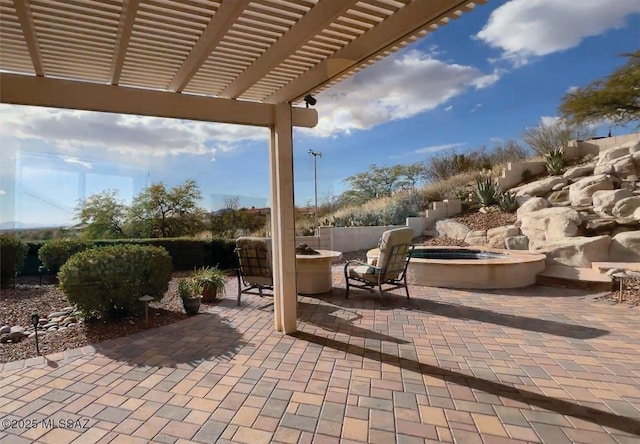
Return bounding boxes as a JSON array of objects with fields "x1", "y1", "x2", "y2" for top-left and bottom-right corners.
[{"x1": 269, "y1": 103, "x2": 298, "y2": 334}]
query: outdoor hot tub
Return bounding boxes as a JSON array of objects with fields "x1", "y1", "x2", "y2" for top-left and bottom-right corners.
[{"x1": 367, "y1": 246, "x2": 546, "y2": 289}]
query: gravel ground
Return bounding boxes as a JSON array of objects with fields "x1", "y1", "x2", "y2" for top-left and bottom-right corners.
[{"x1": 0, "y1": 273, "x2": 223, "y2": 363}]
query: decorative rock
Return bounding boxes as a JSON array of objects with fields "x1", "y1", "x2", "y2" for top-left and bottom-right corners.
[
  {"x1": 0, "y1": 325, "x2": 10, "y2": 335},
  {"x1": 505, "y1": 235, "x2": 530, "y2": 250},
  {"x1": 62, "y1": 316, "x2": 77, "y2": 326},
  {"x1": 464, "y1": 230, "x2": 487, "y2": 246},
  {"x1": 594, "y1": 154, "x2": 638, "y2": 178},
  {"x1": 436, "y1": 219, "x2": 471, "y2": 240},
  {"x1": 548, "y1": 190, "x2": 570, "y2": 204},
  {"x1": 609, "y1": 230, "x2": 640, "y2": 262},
  {"x1": 611, "y1": 196, "x2": 640, "y2": 219},
  {"x1": 51, "y1": 316, "x2": 64, "y2": 324},
  {"x1": 487, "y1": 225, "x2": 520, "y2": 248},
  {"x1": 569, "y1": 174, "x2": 615, "y2": 206},
  {"x1": 599, "y1": 145, "x2": 633, "y2": 163},
  {"x1": 520, "y1": 207, "x2": 582, "y2": 242},
  {"x1": 585, "y1": 218, "x2": 618, "y2": 232},
  {"x1": 516, "y1": 197, "x2": 551, "y2": 221},
  {"x1": 42, "y1": 322, "x2": 56, "y2": 329},
  {"x1": 530, "y1": 235, "x2": 612, "y2": 267},
  {"x1": 0, "y1": 334, "x2": 10, "y2": 344},
  {"x1": 47, "y1": 326, "x2": 57, "y2": 332},
  {"x1": 563, "y1": 164, "x2": 595, "y2": 181},
  {"x1": 10, "y1": 326, "x2": 25, "y2": 334},
  {"x1": 592, "y1": 189, "x2": 634, "y2": 214},
  {"x1": 551, "y1": 182, "x2": 566, "y2": 191},
  {"x1": 67, "y1": 323, "x2": 77, "y2": 328},
  {"x1": 8, "y1": 331, "x2": 26, "y2": 342},
  {"x1": 512, "y1": 176, "x2": 567, "y2": 197},
  {"x1": 48, "y1": 311, "x2": 68, "y2": 319},
  {"x1": 38, "y1": 319, "x2": 47, "y2": 325}
]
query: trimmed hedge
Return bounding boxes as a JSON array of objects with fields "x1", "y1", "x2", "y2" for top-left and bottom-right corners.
[
  {"x1": 59, "y1": 244, "x2": 173, "y2": 319},
  {"x1": 0, "y1": 234, "x2": 28, "y2": 288},
  {"x1": 38, "y1": 238, "x2": 87, "y2": 273},
  {"x1": 20, "y1": 237, "x2": 237, "y2": 275}
]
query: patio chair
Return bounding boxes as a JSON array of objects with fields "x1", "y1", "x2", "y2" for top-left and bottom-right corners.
[
  {"x1": 235, "y1": 237, "x2": 273, "y2": 306},
  {"x1": 344, "y1": 227, "x2": 414, "y2": 302}
]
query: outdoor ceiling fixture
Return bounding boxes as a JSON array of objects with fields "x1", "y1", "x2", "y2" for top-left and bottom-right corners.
[{"x1": 304, "y1": 95, "x2": 317, "y2": 108}]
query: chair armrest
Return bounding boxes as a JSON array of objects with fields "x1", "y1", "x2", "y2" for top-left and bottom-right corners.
[{"x1": 344, "y1": 259, "x2": 381, "y2": 274}]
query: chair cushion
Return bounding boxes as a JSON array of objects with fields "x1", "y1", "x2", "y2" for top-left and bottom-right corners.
[
  {"x1": 349, "y1": 265, "x2": 378, "y2": 283},
  {"x1": 377, "y1": 227, "x2": 413, "y2": 269}
]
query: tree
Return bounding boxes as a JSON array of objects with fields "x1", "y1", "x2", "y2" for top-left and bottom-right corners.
[
  {"x1": 128, "y1": 180, "x2": 206, "y2": 238},
  {"x1": 75, "y1": 190, "x2": 127, "y2": 239},
  {"x1": 343, "y1": 163, "x2": 424, "y2": 203},
  {"x1": 560, "y1": 51, "x2": 640, "y2": 127},
  {"x1": 522, "y1": 120, "x2": 594, "y2": 156}
]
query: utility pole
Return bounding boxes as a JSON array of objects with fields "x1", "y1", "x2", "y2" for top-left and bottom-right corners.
[{"x1": 308, "y1": 149, "x2": 322, "y2": 233}]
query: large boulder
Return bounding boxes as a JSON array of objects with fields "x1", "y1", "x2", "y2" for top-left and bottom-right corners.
[
  {"x1": 505, "y1": 235, "x2": 529, "y2": 250},
  {"x1": 569, "y1": 174, "x2": 615, "y2": 206},
  {"x1": 516, "y1": 197, "x2": 551, "y2": 221},
  {"x1": 563, "y1": 164, "x2": 595, "y2": 181},
  {"x1": 612, "y1": 196, "x2": 640, "y2": 219},
  {"x1": 548, "y1": 190, "x2": 570, "y2": 205},
  {"x1": 592, "y1": 189, "x2": 634, "y2": 215},
  {"x1": 486, "y1": 225, "x2": 520, "y2": 248},
  {"x1": 530, "y1": 236, "x2": 612, "y2": 267},
  {"x1": 594, "y1": 154, "x2": 638, "y2": 178},
  {"x1": 436, "y1": 219, "x2": 471, "y2": 240},
  {"x1": 520, "y1": 207, "x2": 582, "y2": 242},
  {"x1": 609, "y1": 230, "x2": 640, "y2": 262},
  {"x1": 512, "y1": 176, "x2": 567, "y2": 197},
  {"x1": 465, "y1": 230, "x2": 487, "y2": 246}
]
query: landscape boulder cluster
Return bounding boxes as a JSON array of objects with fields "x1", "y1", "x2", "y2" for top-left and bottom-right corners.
[{"x1": 436, "y1": 140, "x2": 640, "y2": 267}]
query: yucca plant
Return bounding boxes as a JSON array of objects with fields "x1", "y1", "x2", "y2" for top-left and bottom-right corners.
[
  {"x1": 543, "y1": 147, "x2": 565, "y2": 175},
  {"x1": 498, "y1": 191, "x2": 519, "y2": 213},
  {"x1": 474, "y1": 176, "x2": 501, "y2": 207}
]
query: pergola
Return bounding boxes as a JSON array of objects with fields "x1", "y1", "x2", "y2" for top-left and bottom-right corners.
[{"x1": 0, "y1": 0, "x2": 485, "y2": 333}]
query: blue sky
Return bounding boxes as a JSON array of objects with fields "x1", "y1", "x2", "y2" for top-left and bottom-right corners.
[{"x1": 1, "y1": 0, "x2": 639, "y2": 228}]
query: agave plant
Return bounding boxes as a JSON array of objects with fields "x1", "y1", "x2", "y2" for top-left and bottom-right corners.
[
  {"x1": 498, "y1": 191, "x2": 519, "y2": 213},
  {"x1": 543, "y1": 147, "x2": 565, "y2": 175},
  {"x1": 474, "y1": 176, "x2": 501, "y2": 207}
]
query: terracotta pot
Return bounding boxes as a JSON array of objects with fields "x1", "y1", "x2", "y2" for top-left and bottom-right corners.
[{"x1": 201, "y1": 284, "x2": 218, "y2": 302}]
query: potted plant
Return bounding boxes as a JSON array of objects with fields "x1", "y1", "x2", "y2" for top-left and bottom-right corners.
[
  {"x1": 177, "y1": 277, "x2": 203, "y2": 315},
  {"x1": 191, "y1": 266, "x2": 227, "y2": 302}
]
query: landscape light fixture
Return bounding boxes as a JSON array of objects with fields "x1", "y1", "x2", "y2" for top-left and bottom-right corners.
[
  {"x1": 30, "y1": 313, "x2": 40, "y2": 355},
  {"x1": 304, "y1": 95, "x2": 317, "y2": 108}
]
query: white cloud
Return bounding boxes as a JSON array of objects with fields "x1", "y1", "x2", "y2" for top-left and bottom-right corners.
[
  {"x1": 0, "y1": 105, "x2": 269, "y2": 166},
  {"x1": 303, "y1": 49, "x2": 500, "y2": 137},
  {"x1": 476, "y1": 0, "x2": 639, "y2": 66},
  {"x1": 470, "y1": 104, "x2": 483, "y2": 113},
  {"x1": 63, "y1": 157, "x2": 92, "y2": 169},
  {"x1": 444, "y1": 106, "x2": 453, "y2": 112},
  {"x1": 415, "y1": 143, "x2": 466, "y2": 154}
]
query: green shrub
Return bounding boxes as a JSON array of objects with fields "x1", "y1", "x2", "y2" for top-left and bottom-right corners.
[
  {"x1": 543, "y1": 147, "x2": 565, "y2": 175},
  {"x1": 0, "y1": 235, "x2": 28, "y2": 288},
  {"x1": 521, "y1": 169, "x2": 533, "y2": 182},
  {"x1": 498, "y1": 191, "x2": 519, "y2": 213},
  {"x1": 58, "y1": 244, "x2": 172, "y2": 319},
  {"x1": 38, "y1": 239, "x2": 87, "y2": 273},
  {"x1": 474, "y1": 176, "x2": 501, "y2": 207}
]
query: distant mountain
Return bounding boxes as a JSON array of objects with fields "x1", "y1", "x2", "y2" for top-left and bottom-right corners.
[{"x1": 0, "y1": 221, "x2": 64, "y2": 230}]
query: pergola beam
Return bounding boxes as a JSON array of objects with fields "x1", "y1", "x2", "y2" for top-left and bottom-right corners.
[
  {"x1": 109, "y1": 0, "x2": 140, "y2": 85},
  {"x1": 0, "y1": 73, "x2": 318, "y2": 128},
  {"x1": 264, "y1": 0, "x2": 475, "y2": 104},
  {"x1": 168, "y1": 0, "x2": 250, "y2": 92},
  {"x1": 219, "y1": 0, "x2": 359, "y2": 99},
  {"x1": 13, "y1": 0, "x2": 44, "y2": 76}
]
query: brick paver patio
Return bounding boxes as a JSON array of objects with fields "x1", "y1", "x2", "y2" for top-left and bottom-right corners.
[{"x1": 1, "y1": 268, "x2": 639, "y2": 443}]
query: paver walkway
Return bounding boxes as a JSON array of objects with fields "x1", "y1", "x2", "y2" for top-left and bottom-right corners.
[{"x1": 1, "y1": 269, "x2": 639, "y2": 443}]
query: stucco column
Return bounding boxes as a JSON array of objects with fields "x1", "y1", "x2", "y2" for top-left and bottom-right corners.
[{"x1": 269, "y1": 103, "x2": 297, "y2": 334}]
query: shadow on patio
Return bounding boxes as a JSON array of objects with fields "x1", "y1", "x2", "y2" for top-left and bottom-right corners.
[
  {"x1": 292, "y1": 330, "x2": 640, "y2": 436},
  {"x1": 93, "y1": 312, "x2": 246, "y2": 369}
]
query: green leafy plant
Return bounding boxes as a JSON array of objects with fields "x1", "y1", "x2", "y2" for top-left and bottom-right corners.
[
  {"x1": 521, "y1": 168, "x2": 533, "y2": 183},
  {"x1": 38, "y1": 238, "x2": 86, "y2": 273},
  {"x1": 58, "y1": 244, "x2": 172, "y2": 320},
  {"x1": 0, "y1": 235, "x2": 28, "y2": 288},
  {"x1": 177, "y1": 277, "x2": 204, "y2": 301},
  {"x1": 473, "y1": 176, "x2": 501, "y2": 207},
  {"x1": 543, "y1": 147, "x2": 565, "y2": 175},
  {"x1": 192, "y1": 266, "x2": 226, "y2": 299},
  {"x1": 498, "y1": 191, "x2": 519, "y2": 213}
]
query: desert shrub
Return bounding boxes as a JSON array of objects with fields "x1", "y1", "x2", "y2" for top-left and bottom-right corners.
[
  {"x1": 38, "y1": 238, "x2": 87, "y2": 273},
  {"x1": 543, "y1": 147, "x2": 566, "y2": 175},
  {"x1": 521, "y1": 169, "x2": 533, "y2": 182},
  {"x1": 474, "y1": 176, "x2": 501, "y2": 207},
  {"x1": 498, "y1": 191, "x2": 519, "y2": 213},
  {"x1": 0, "y1": 235, "x2": 28, "y2": 288},
  {"x1": 58, "y1": 244, "x2": 172, "y2": 320},
  {"x1": 382, "y1": 190, "x2": 422, "y2": 225}
]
